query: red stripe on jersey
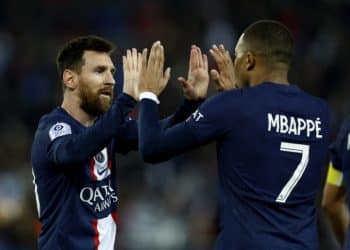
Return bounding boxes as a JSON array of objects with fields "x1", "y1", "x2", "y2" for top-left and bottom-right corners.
[
  {"x1": 108, "y1": 161, "x2": 112, "y2": 170},
  {"x1": 92, "y1": 219, "x2": 99, "y2": 250},
  {"x1": 90, "y1": 159, "x2": 97, "y2": 181},
  {"x1": 111, "y1": 211, "x2": 118, "y2": 223},
  {"x1": 34, "y1": 219, "x2": 42, "y2": 236}
]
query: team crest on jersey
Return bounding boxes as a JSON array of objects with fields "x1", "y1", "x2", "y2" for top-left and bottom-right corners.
[
  {"x1": 94, "y1": 152, "x2": 105, "y2": 164},
  {"x1": 49, "y1": 122, "x2": 72, "y2": 141},
  {"x1": 90, "y1": 148, "x2": 110, "y2": 181}
]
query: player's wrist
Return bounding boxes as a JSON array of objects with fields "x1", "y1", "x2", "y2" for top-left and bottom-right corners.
[
  {"x1": 139, "y1": 91, "x2": 160, "y2": 104},
  {"x1": 185, "y1": 94, "x2": 207, "y2": 101}
]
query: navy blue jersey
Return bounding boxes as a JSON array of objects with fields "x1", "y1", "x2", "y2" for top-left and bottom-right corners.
[
  {"x1": 329, "y1": 116, "x2": 350, "y2": 249},
  {"x1": 329, "y1": 116, "x2": 350, "y2": 173},
  {"x1": 139, "y1": 82, "x2": 330, "y2": 250},
  {"x1": 31, "y1": 93, "x2": 202, "y2": 250},
  {"x1": 31, "y1": 94, "x2": 136, "y2": 250}
]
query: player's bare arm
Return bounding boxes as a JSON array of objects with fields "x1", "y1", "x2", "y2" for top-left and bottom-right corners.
[
  {"x1": 178, "y1": 45, "x2": 209, "y2": 100},
  {"x1": 210, "y1": 44, "x2": 236, "y2": 91},
  {"x1": 139, "y1": 41, "x2": 171, "y2": 96}
]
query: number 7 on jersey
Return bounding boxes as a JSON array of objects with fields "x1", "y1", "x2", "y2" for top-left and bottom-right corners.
[{"x1": 276, "y1": 142, "x2": 310, "y2": 203}]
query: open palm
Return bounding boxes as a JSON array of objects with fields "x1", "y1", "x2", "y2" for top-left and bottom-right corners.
[{"x1": 178, "y1": 45, "x2": 209, "y2": 100}]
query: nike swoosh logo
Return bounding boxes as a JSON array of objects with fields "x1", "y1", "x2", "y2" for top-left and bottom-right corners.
[{"x1": 97, "y1": 167, "x2": 108, "y2": 175}]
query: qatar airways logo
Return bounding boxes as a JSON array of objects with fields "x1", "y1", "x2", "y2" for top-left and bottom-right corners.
[{"x1": 79, "y1": 183, "x2": 118, "y2": 213}]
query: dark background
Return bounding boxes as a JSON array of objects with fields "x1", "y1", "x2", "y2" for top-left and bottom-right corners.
[{"x1": 0, "y1": 0, "x2": 348, "y2": 249}]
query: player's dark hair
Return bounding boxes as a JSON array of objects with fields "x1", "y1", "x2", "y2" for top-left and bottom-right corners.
[
  {"x1": 242, "y1": 20, "x2": 294, "y2": 67},
  {"x1": 56, "y1": 35, "x2": 115, "y2": 85}
]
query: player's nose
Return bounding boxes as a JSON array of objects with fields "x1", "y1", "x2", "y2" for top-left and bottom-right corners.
[{"x1": 105, "y1": 72, "x2": 116, "y2": 86}]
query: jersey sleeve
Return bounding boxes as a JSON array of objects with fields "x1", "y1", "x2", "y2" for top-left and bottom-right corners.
[
  {"x1": 114, "y1": 99, "x2": 203, "y2": 154},
  {"x1": 160, "y1": 98, "x2": 204, "y2": 129},
  {"x1": 138, "y1": 92, "x2": 237, "y2": 163},
  {"x1": 185, "y1": 92, "x2": 234, "y2": 144},
  {"x1": 47, "y1": 93, "x2": 136, "y2": 166},
  {"x1": 326, "y1": 162, "x2": 344, "y2": 186},
  {"x1": 327, "y1": 117, "x2": 350, "y2": 186},
  {"x1": 329, "y1": 118, "x2": 350, "y2": 171},
  {"x1": 114, "y1": 117, "x2": 138, "y2": 154}
]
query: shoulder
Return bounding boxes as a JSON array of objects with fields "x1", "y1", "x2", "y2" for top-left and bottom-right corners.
[
  {"x1": 34, "y1": 108, "x2": 76, "y2": 142},
  {"x1": 340, "y1": 115, "x2": 350, "y2": 129},
  {"x1": 296, "y1": 87, "x2": 330, "y2": 112},
  {"x1": 185, "y1": 89, "x2": 244, "y2": 126},
  {"x1": 200, "y1": 89, "x2": 244, "y2": 110},
  {"x1": 336, "y1": 115, "x2": 350, "y2": 140},
  {"x1": 330, "y1": 115, "x2": 350, "y2": 167}
]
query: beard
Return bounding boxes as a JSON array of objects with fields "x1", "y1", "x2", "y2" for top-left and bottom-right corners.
[{"x1": 79, "y1": 84, "x2": 114, "y2": 117}]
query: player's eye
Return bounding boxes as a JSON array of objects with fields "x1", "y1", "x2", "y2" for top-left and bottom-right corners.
[{"x1": 95, "y1": 66, "x2": 106, "y2": 73}]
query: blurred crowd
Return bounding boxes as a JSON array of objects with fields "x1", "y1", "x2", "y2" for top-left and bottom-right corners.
[{"x1": 0, "y1": 0, "x2": 350, "y2": 249}]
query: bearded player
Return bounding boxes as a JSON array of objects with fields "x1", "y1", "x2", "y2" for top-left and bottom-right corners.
[{"x1": 31, "y1": 36, "x2": 207, "y2": 250}]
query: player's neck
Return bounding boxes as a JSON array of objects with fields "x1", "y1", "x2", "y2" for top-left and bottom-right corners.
[
  {"x1": 61, "y1": 94, "x2": 96, "y2": 127},
  {"x1": 250, "y1": 69, "x2": 289, "y2": 87}
]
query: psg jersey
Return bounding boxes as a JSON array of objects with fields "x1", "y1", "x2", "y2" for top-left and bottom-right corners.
[
  {"x1": 139, "y1": 83, "x2": 330, "y2": 250},
  {"x1": 32, "y1": 93, "x2": 202, "y2": 250}
]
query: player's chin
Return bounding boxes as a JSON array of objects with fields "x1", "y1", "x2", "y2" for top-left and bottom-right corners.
[{"x1": 99, "y1": 98, "x2": 113, "y2": 113}]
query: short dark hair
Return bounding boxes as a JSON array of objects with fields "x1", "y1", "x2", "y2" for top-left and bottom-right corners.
[
  {"x1": 242, "y1": 20, "x2": 294, "y2": 67},
  {"x1": 56, "y1": 35, "x2": 115, "y2": 80}
]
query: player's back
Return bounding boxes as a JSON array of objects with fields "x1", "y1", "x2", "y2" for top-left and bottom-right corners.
[{"x1": 214, "y1": 82, "x2": 329, "y2": 250}]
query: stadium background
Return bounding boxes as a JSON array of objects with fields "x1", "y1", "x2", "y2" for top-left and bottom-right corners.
[{"x1": 0, "y1": 0, "x2": 349, "y2": 249}]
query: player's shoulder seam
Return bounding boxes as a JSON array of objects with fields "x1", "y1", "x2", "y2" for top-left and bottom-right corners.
[
  {"x1": 209, "y1": 88, "x2": 244, "y2": 103},
  {"x1": 300, "y1": 90, "x2": 328, "y2": 106},
  {"x1": 39, "y1": 109, "x2": 72, "y2": 126},
  {"x1": 37, "y1": 111, "x2": 75, "y2": 139},
  {"x1": 298, "y1": 90, "x2": 330, "y2": 114}
]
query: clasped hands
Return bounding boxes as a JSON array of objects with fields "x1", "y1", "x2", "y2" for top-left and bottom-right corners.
[{"x1": 122, "y1": 41, "x2": 236, "y2": 101}]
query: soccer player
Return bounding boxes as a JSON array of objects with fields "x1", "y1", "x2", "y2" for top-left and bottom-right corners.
[
  {"x1": 31, "y1": 36, "x2": 207, "y2": 250},
  {"x1": 138, "y1": 20, "x2": 330, "y2": 249},
  {"x1": 322, "y1": 118, "x2": 350, "y2": 248}
]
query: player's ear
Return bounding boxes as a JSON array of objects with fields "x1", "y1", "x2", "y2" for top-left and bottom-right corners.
[
  {"x1": 245, "y1": 51, "x2": 255, "y2": 71},
  {"x1": 63, "y1": 69, "x2": 78, "y2": 90}
]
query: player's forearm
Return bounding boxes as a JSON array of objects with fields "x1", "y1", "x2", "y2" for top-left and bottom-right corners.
[
  {"x1": 139, "y1": 99, "x2": 198, "y2": 163},
  {"x1": 114, "y1": 119, "x2": 138, "y2": 154},
  {"x1": 324, "y1": 201, "x2": 349, "y2": 245},
  {"x1": 48, "y1": 93, "x2": 136, "y2": 165},
  {"x1": 160, "y1": 98, "x2": 204, "y2": 129},
  {"x1": 115, "y1": 98, "x2": 203, "y2": 154}
]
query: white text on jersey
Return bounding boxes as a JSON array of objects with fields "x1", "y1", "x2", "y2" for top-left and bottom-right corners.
[
  {"x1": 267, "y1": 113, "x2": 323, "y2": 138},
  {"x1": 80, "y1": 182, "x2": 118, "y2": 213}
]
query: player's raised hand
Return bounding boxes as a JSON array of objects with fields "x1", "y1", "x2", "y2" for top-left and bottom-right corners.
[
  {"x1": 139, "y1": 41, "x2": 171, "y2": 96},
  {"x1": 178, "y1": 45, "x2": 209, "y2": 100},
  {"x1": 209, "y1": 44, "x2": 236, "y2": 91},
  {"x1": 123, "y1": 48, "x2": 142, "y2": 100}
]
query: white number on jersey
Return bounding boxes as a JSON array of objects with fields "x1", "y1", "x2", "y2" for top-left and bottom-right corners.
[{"x1": 276, "y1": 142, "x2": 310, "y2": 203}]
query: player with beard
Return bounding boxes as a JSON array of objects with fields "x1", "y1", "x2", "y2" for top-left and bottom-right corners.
[
  {"x1": 138, "y1": 21, "x2": 330, "y2": 249},
  {"x1": 31, "y1": 36, "x2": 208, "y2": 250}
]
